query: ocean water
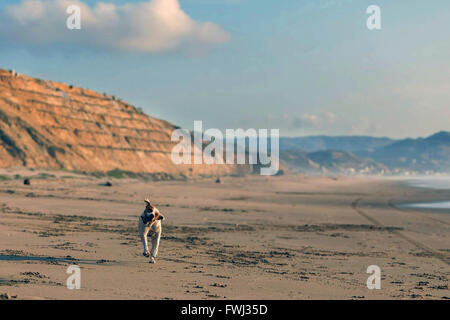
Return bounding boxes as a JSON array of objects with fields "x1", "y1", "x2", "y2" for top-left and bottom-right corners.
[
  {"x1": 402, "y1": 177, "x2": 450, "y2": 210},
  {"x1": 407, "y1": 177, "x2": 450, "y2": 190},
  {"x1": 403, "y1": 201, "x2": 450, "y2": 209}
]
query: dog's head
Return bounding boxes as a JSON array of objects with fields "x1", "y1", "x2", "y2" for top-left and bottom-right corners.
[{"x1": 144, "y1": 198, "x2": 164, "y2": 222}]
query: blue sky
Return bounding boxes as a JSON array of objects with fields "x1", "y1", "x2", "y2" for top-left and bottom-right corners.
[{"x1": 1, "y1": 0, "x2": 449, "y2": 138}]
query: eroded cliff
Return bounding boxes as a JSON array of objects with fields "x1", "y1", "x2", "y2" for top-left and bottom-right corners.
[{"x1": 0, "y1": 69, "x2": 248, "y2": 177}]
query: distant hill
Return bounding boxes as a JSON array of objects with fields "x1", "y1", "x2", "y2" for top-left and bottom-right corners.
[
  {"x1": 370, "y1": 131, "x2": 450, "y2": 173},
  {"x1": 280, "y1": 136, "x2": 395, "y2": 153},
  {"x1": 280, "y1": 131, "x2": 450, "y2": 175},
  {"x1": 280, "y1": 149, "x2": 319, "y2": 173},
  {"x1": 308, "y1": 150, "x2": 387, "y2": 174},
  {"x1": 281, "y1": 149, "x2": 388, "y2": 175}
]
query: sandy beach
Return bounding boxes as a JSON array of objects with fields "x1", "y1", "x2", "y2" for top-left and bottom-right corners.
[{"x1": 0, "y1": 169, "x2": 449, "y2": 299}]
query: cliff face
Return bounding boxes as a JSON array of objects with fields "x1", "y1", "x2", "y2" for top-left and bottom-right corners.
[{"x1": 0, "y1": 69, "x2": 247, "y2": 177}]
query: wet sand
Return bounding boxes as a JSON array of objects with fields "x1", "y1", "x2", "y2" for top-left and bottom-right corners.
[{"x1": 0, "y1": 169, "x2": 449, "y2": 299}]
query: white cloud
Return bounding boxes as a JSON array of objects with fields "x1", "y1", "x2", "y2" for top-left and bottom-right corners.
[
  {"x1": 0, "y1": 0, "x2": 230, "y2": 53},
  {"x1": 292, "y1": 112, "x2": 337, "y2": 129}
]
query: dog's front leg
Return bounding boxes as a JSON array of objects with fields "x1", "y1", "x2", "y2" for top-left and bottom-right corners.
[
  {"x1": 138, "y1": 218, "x2": 150, "y2": 257},
  {"x1": 149, "y1": 232, "x2": 161, "y2": 263}
]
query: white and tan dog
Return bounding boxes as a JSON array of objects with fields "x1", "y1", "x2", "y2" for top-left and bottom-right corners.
[{"x1": 138, "y1": 198, "x2": 164, "y2": 263}]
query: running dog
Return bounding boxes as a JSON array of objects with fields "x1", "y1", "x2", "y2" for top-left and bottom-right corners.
[{"x1": 138, "y1": 198, "x2": 164, "y2": 263}]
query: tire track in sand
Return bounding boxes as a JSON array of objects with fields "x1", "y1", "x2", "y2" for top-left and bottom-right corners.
[{"x1": 351, "y1": 198, "x2": 449, "y2": 266}]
